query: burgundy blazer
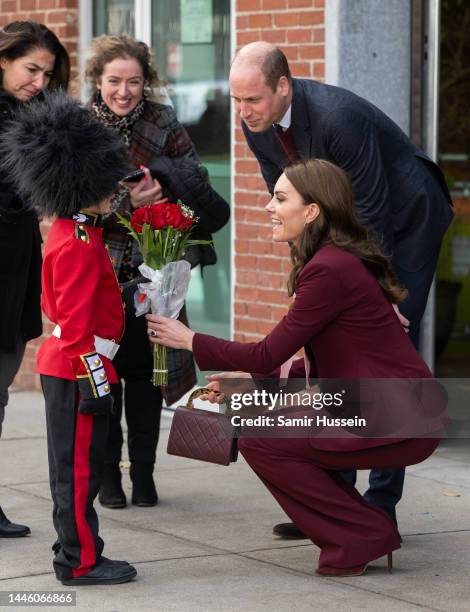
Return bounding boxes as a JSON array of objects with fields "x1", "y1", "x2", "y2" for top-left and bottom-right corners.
[
  {"x1": 193, "y1": 245, "x2": 447, "y2": 449},
  {"x1": 194, "y1": 244, "x2": 430, "y2": 380}
]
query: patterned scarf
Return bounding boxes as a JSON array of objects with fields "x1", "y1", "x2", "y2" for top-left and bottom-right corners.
[
  {"x1": 90, "y1": 91, "x2": 145, "y2": 213},
  {"x1": 90, "y1": 90, "x2": 145, "y2": 146}
]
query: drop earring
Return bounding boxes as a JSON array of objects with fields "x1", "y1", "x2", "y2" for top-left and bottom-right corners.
[{"x1": 142, "y1": 80, "x2": 150, "y2": 100}]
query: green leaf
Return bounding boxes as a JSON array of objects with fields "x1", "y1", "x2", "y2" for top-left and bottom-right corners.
[
  {"x1": 186, "y1": 239, "x2": 213, "y2": 246},
  {"x1": 115, "y1": 212, "x2": 140, "y2": 242}
]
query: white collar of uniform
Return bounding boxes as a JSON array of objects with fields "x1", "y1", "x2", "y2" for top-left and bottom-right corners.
[{"x1": 274, "y1": 104, "x2": 292, "y2": 132}]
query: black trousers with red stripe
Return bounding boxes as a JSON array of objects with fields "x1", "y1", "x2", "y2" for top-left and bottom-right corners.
[{"x1": 41, "y1": 375, "x2": 108, "y2": 580}]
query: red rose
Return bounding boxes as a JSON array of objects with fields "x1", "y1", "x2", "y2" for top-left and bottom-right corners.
[
  {"x1": 163, "y1": 203, "x2": 195, "y2": 231},
  {"x1": 162, "y1": 203, "x2": 183, "y2": 229},
  {"x1": 130, "y1": 205, "x2": 152, "y2": 233},
  {"x1": 177, "y1": 215, "x2": 194, "y2": 232},
  {"x1": 149, "y1": 204, "x2": 166, "y2": 230},
  {"x1": 132, "y1": 202, "x2": 195, "y2": 233}
]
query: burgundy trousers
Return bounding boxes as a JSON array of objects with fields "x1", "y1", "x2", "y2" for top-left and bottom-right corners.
[{"x1": 238, "y1": 435, "x2": 439, "y2": 570}]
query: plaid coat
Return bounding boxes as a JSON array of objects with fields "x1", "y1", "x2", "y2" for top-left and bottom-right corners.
[
  {"x1": 102, "y1": 100, "x2": 198, "y2": 278},
  {"x1": 100, "y1": 100, "x2": 198, "y2": 405}
]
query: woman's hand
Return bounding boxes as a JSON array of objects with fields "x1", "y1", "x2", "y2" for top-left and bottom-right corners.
[
  {"x1": 124, "y1": 166, "x2": 166, "y2": 208},
  {"x1": 146, "y1": 314, "x2": 195, "y2": 351},
  {"x1": 193, "y1": 372, "x2": 253, "y2": 404},
  {"x1": 204, "y1": 371, "x2": 254, "y2": 400}
]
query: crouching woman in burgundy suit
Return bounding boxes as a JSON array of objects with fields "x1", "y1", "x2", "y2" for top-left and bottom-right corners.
[{"x1": 146, "y1": 159, "x2": 447, "y2": 577}]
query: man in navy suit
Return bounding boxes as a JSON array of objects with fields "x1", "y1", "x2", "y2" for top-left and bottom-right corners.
[{"x1": 230, "y1": 41, "x2": 453, "y2": 537}]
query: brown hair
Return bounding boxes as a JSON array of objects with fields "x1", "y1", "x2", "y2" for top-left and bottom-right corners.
[
  {"x1": 261, "y1": 47, "x2": 291, "y2": 92},
  {"x1": 85, "y1": 34, "x2": 160, "y2": 93},
  {"x1": 0, "y1": 21, "x2": 70, "y2": 91},
  {"x1": 284, "y1": 159, "x2": 407, "y2": 303}
]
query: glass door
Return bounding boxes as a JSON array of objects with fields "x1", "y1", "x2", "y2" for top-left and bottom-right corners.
[
  {"x1": 93, "y1": 0, "x2": 135, "y2": 36},
  {"x1": 435, "y1": 0, "x2": 470, "y2": 378},
  {"x1": 91, "y1": 0, "x2": 232, "y2": 384},
  {"x1": 152, "y1": 0, "x2": 232, "y2": 382}
]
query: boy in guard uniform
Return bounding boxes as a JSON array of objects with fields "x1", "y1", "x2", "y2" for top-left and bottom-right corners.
[{"x1": 0, "y1": 92, "x2": 137, "y2": 586}]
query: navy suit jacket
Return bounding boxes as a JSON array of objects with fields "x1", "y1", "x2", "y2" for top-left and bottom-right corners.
[{"x1": 242, "y1": 79, "x2": 453, "y2": 272}]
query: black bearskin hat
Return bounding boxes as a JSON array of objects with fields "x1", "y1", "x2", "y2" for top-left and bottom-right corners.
[{"x1": 0, "y1": 90, "x2": 132, "y2": 217}]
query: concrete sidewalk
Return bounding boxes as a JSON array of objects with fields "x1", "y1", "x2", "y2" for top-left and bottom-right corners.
[{"x1": 0, "y1": 390, "x2": 469, "y2": 612}]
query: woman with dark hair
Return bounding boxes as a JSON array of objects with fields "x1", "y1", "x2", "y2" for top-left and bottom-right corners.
[
  {"x1": 0, "y1": 21, "x2": 69, "y2": 538},
  {"x1": 147, "y1": 158, "x2": 446, "y2": 577},
  {"x1": 85, "y1": 34, "x2": 229, "y2": 509}
]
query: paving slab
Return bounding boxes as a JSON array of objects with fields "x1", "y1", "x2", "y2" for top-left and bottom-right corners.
[
  {"x1": 245, "y1": 531, "x2": 470, "y2": 612},
  {"x1": 0, "y1": 486, "x2": 219, "y2": 582},
  {"x1": 1, "y1": 391, "x2": 469, "y2": 612},
  {"x1": 2, "y1": 390, "x2": 46, "y2": 439},
  {"x1": 0, "y1": 438, "x2": 49, "y2": 486},
  {"x1": 0, "y1": 554, "x2": 441, "y2": 612},
  {"x1": 102, "y1": 460, "x2": 302, "y2": 553},
  {"x1": 353, "y1": 468, "x2": 470, "y2": 537}
]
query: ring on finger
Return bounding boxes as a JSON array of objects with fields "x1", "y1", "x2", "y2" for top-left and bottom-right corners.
[{"x1": 150, "y1": 329, "x2": 157, "y2": 337}]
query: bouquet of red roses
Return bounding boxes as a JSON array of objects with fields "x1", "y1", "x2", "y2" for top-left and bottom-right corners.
[{"x1": 117, "y1": 202, "x2": 210, "y2": 386}]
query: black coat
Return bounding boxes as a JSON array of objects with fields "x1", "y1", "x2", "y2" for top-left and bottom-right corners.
[
  {"x1": 243, "y1": 78, "x2": 454, "y2": 272},
  {"x1": 0, "y1": 92, "x2": 42, "y2": 352},
  {"x1": 148, "y1": 154, "x2": 230, "y2": 267}
]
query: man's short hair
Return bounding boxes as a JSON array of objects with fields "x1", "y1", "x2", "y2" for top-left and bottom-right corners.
[{"x1": 261, "y1": 47, "x2": 292, "y2": 91}]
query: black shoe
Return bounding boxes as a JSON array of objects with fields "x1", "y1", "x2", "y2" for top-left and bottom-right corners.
[
  {"x1": 59, "y1": 558, "x2": 137, "y2": 586},
  {"x1": 272, "y1": 522, "x2": 308, "y2": 540},
  {"x1": 100, "y1": 556, "x2": 131, "y2": 567},
  {"x1": 130, "y1": 462, "x2": 158, "y2": 507},
  {"x1": 0, "y1": 507, "x2": 31, "y2": 538},
  {"x1": 99, "y1": 463, "x2": 127, "y2": 509}
]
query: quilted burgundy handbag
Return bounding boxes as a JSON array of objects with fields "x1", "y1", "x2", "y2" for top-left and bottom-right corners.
[{"x1": 167, "y1": 388, "x2": 238, "y2": 466}]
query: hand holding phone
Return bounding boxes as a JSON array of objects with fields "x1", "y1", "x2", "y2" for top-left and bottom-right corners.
[
  {"x1": 121, "y1": 168, "x2": 146, "y2": 183},
  {"x1": 125, "y1": 165, "x2": 164, "y2": 208}
]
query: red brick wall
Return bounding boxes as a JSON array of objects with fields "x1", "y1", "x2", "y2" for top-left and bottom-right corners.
[
  {"x1": 0, "y1": 0, "x2": 79, "y2": 84},
  {"x1": 234, "y1": 0, "x2": 325, "y2": 343},
  {"x1": 0, "y1": 0, "x2": 79, "y2": 388},
  {"x1": 3, "y1": 1, "x2": 325, "y2": 388}
]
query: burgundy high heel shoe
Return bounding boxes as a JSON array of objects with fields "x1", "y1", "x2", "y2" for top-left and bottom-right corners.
[{"x1": 316, "y1": 552, "x2": 393, "y2": 577}]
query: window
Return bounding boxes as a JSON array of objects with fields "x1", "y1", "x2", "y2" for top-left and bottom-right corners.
[
  {"x1": 91, "y1": 0, "x2": 232, "y2": 383},
  {"x1": 93, "y1": 0, "x2": 135, "y2": 36}
]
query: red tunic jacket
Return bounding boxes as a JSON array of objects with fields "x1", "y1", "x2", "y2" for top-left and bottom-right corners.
[{"x1": 37, "y1": 216, "x2": 125, "y2": 385}]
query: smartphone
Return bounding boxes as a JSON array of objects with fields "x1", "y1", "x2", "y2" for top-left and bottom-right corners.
[{"x1": 121, "y1": 168, "x2": 146, "y2": 183}]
